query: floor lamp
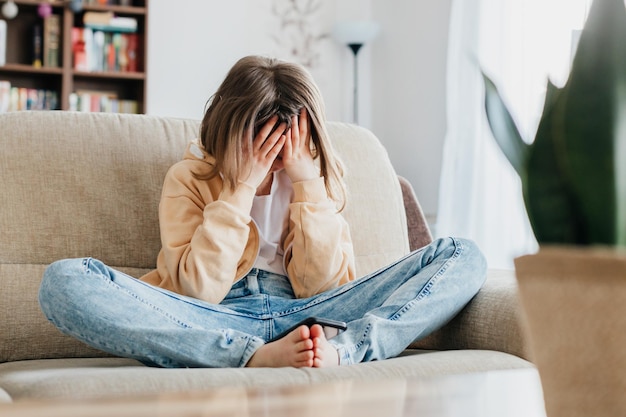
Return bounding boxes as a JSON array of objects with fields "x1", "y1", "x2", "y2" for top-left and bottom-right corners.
[{"x1": 333, "y1": 21, "x2": 379, "y2": 124}]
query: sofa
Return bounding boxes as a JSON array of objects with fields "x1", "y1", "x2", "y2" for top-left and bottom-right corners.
[{"x1": 0, "y1": 111, "x2": 532, "y2": 404}]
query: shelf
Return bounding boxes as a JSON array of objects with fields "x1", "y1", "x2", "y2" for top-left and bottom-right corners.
[
  {"x1": 1, "y1": 1, "x2": 148, "y2": 113},
  {"x1": 12, "y1": 0, "x2": 145, "y2": 13},
  {"x1": 82, "y1": 4, "x2": 147, "y2": 15},
  {"x1": 12, "y1": 0, "x2": 65, "y2": 6},
  {"x1": 73, "y1": 70, "x2": 145, "y2": 80},
  {"x1": 0, "y1": 64, "x2": 64, "y2": 75}
]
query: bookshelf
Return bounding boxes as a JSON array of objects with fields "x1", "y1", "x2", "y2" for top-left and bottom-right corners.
[{"x1": 0, "y1": 0, "x2": 148, "y2": 113}]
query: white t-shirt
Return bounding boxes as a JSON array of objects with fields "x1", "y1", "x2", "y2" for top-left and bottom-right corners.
[{"x1": 250, "y1": 170, "x2": 293, "y2": 275}]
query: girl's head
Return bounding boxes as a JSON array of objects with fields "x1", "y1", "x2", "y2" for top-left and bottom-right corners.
[{"x1": 199, "y1": 55, "x2": 346, "y2": 208}]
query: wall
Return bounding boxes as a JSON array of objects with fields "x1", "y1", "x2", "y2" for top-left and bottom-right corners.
[
  {"x1": 147, "y1": 0, "x2": 451, "y2": 220},
  {"x1": 370, "y1": 0, "x2": 452, "y2": 220},
  {"x1": 147, "y1": 0, "x2": 372, "y2": 123}
]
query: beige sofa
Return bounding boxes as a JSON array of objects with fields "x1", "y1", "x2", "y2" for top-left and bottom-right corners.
[{"x1": 0, "y1": 111, "x2": 532, "y2": 403}]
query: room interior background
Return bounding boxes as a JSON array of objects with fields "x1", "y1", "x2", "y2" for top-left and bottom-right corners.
[
  {"x1": 438, "y1": 0, "x2": 593, "y2": 268},
  {"x1": 146, "y1": 0, "x2": 450, "y2": 234},
  {"x1": 145, "y1": 0, "x2": 594, "y2": 268}
]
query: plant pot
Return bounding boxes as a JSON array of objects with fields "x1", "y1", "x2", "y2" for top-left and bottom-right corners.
[{"x1": 515, "y1": 246, "x2": 626, "y2": 417}]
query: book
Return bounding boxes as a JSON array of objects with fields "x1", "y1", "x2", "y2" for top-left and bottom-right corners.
[
  {"x1": 0, "y1": 20, "x2": 6, "y2": 67},
  {"x1": 33, "y1": 24, "x2": 43, "y2": 68},
  {"x1": 83, "y1": 11, "x2": 114, "y2": 26},
  {"x1": 118, "y1": 34, "x2": 128, "y2": 71},
  {"x1": 73, "y1": 29, "x2": 139, "y2": 73},
  {"x1": 43, "y1": 14, "x2": 61, "y2": 68},
  {"x1": 93, "y1": 31, "x2": 105, "y2": 71},
  {"x1": 84, "y1": 11, "x2": 138, "y2": 33},
  {"x1": 69, "y1": 92, "x2": 78, "y2": 111},
  {"x1": 72, "y1": 27, "x2": 87, "y2": 70},
  {"x1": 0, "y1": 81, "x2": 10, "y2": 113},
  {"x1": 72, "y1": 89, "x2": 138, "y2": 113},
  {"x1": 127, "y1": 33, "x2": 138, "y2": 72},
  {"x1": 83, "y1": 28, "x2": 93, "y2": 71},
  {"x1": 0, "y1": 82, "x2": 59, "y2": 111}
]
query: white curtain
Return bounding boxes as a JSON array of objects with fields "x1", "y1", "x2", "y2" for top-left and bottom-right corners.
[{"x1": 437, "y1": 0, "x2": 592, "y2": 269}]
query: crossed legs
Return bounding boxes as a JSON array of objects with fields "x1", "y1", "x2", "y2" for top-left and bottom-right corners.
[{"x1": 39, "y1": 238, "x2": 485, "y2": 368}]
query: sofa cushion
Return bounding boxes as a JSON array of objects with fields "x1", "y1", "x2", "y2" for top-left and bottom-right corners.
[
  {"x1": 327, "y1": 123, "x2": 410, "y2": 275},
  {"x1": 0, "y1": 112, "x2": 199, "y2": 268},
  {"x1": 0, "y1": 264, "x2": 151, "y2": 363},
  {"x1": 0, "y1": 351, "x2": 532, "y2": 402}
]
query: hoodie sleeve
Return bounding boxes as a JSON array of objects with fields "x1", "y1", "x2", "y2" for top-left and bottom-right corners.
[
  {"x1": 156, "y1": 161, "x2": 257, "y2": 304},
  {"x1": 283, "y1": 177, "x2": 356, "y2": 298}
]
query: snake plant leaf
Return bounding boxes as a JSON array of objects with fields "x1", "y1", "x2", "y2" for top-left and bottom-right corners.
[
  {"x1": 482, "y1": 0, "x2": 626, "y2": 248},
  {"x1": 525, "y1": 80, "x2": 585, "y2": 244},
  {"x1": 482, "y1": 73, "x2": 529, "y2": 176},
  {"x1": 555, "y1": 0, "x2": 626, "y2": 246}
]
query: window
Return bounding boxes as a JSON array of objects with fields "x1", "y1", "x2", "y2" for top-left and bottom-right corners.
[{"x1": 437, "y1": 0, "x2": 595, "y2": 268}]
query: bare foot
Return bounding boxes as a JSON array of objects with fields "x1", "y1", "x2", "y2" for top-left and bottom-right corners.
[
  {"x1": 246, "y1": 325, "x2": 314, "y2": 368},
  {"x1": 310, "y1": 324, "x2": 340, "y2": 367}
]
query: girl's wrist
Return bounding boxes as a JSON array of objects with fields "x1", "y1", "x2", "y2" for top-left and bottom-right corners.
[{"x1": 286, "y1": 163, "x2": 319, "y2": 183}]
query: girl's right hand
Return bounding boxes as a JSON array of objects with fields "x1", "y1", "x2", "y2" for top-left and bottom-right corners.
[{"x1": 240, "y1": 116, "x2": 287, "y2": 189}]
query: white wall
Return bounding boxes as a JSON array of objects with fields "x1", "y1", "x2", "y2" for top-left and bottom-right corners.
[
  {"x1": 370, "y1": 0, "x2": 452, "y2": 220},
  {"x1": 147, "y1": 0, "x2": 451, "y2": 219},
  {"x1": 147, "y1": 0, "x2": 372, "y2": 123}
]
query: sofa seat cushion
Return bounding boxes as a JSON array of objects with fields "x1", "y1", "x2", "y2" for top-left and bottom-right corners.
[
  {"x1": 411, "y1": 270, "x2": 529, "y2": 359},
  {"x1": 0, "y1": 351, "x2": 532, "y2": 402}
]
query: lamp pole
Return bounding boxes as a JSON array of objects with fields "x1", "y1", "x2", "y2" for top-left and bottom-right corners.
[
  {"x1": 348, "y1": 43, "x2": 363, "y2": 124},
  {"x1": 332, "y1": 21, "x2": 379, "y2": 125}
]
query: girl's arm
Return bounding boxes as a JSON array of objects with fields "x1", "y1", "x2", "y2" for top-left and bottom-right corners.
[
  {"x1": 281, "y1": 109, "x2": 356, "y2": 297},
  {"x1": 283, "y1": 178, "x2": 356, "y2": 298},
  {"x1": 156, "y1": 119, "x2": 287, "y2": 303},
  {"x1": 157, "y1": 162, "x2": 257, "y2": 303}
]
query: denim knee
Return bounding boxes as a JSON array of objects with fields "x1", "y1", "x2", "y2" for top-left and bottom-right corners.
[
  {"x1": 455, "y1": 238, "x2": 488, "y2": 291},
  {"x1": 39, "y1": 258, "x2": 87, "y2": 318}
]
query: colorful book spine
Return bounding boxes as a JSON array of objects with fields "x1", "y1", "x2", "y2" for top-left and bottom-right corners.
[
  {"x1": 72, "y1": 28, "x2": 139, "y2": 73},
  {"x1": 71, "y1": 90, "x2": 139, "y2": 113},
  {"x1": 0, "y1": 81, "x2": 59, "y2": 112},
  {"x1": 33, "y1": 24, "x2": 43, "y2": 68},
  {"x1": 72, "y1": 27, "x2": 87, "y2": 71}
]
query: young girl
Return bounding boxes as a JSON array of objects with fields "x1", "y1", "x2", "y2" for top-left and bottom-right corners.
[{"x1": 39, "y1": 55, "x2": 486, "y2": 368}]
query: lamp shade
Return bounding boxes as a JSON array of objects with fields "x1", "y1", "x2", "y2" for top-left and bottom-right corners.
[{"x1": 332, "y1": 21, "x2": 380, "y2": 45}]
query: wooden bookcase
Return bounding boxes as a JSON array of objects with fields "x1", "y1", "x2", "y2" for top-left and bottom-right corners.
[{"x1": 0, "y1": 0, "x2": 148, "y2": 112}]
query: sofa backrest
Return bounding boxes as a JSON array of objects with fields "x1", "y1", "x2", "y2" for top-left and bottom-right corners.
[{"x1": 0, "y1": 111, "x2": 409, "y2": 362}]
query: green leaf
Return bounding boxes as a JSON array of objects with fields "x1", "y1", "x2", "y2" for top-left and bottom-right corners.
[
  {"x1": 482, "y1": 72, "x2": 529, "y2": 176},
  {"x1": 524, "y1": 81, "x2": 585, "y2": 244},
  {"x1": 617, "y1": 83, "x2": 626, "y2": 247},
  {"x1": 555, "y1": 0, "x2": 626, "y2": 246}
]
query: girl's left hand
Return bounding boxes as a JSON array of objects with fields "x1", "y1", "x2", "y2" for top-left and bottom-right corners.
[{"x1": 282, "y1": 108, "x2": 319, "y2": 183}]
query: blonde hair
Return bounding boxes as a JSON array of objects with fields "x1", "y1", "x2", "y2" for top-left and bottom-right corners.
[{"x1": 199, "y1": 55, "x2": 346, "y2": 209}]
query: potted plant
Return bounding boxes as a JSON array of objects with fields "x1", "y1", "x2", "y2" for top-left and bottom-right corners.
[{"x1": 481, "y1": 0, "x2": 626, "y2": 416}]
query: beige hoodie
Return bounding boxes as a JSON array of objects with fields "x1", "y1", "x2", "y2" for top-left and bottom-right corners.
[{"x1": 140, "y1": 142, "x2": 356, "y2": 304}]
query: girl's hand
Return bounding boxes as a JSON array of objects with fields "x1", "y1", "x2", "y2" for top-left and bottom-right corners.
[
  {"x1": 283, "y1": 108, "x2": 319, "y2": 183},
  {"x1": 241, "y1": 116, "x2": 286, "y2": 189}
]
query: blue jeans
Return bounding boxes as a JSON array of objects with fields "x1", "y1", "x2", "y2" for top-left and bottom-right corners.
[{"x1": 39, "y1": 237, "x2": 486, "y2": 367}]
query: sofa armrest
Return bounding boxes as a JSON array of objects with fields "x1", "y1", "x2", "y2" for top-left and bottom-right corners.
[
  {"x1": 409, "y1": 269, "x2": 531, "y2": 361},
  {"x1": 398, "y1": 176, "x2": 433, "y2": 251},
  {"x1": 397, "y1": 178, "x2": 529, "y2": 360}
]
